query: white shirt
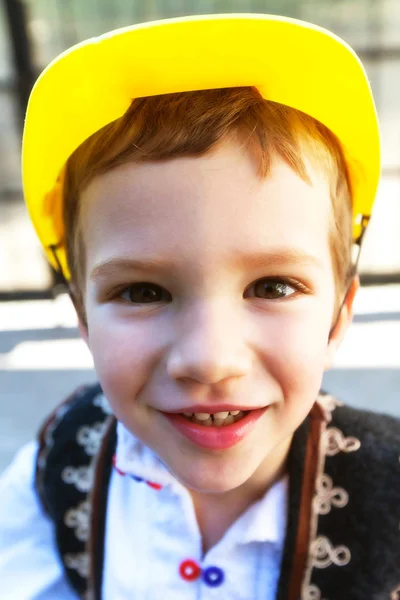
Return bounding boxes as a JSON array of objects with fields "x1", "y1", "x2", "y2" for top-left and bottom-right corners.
[{"x1": 0, "y1": 423, "x2": 288, "y2": 599}]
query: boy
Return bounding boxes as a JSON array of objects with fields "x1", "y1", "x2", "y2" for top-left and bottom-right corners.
[{"x1": 0, "y1": 13, "x2": 399, "y2": 600}]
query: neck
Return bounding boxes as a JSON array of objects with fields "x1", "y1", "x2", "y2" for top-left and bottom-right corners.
[{"x1": 190, "y1": 435, "x2": 292, "y2": 555}]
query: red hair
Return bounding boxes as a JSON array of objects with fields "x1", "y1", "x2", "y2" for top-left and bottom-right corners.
[{"x1": 63, "y1": 87, "x2": 352, "y2": 321}]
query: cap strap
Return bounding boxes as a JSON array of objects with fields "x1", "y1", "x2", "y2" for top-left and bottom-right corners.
[{"x1": 328, "y1": 214, "x2": 369, "y2": 341}]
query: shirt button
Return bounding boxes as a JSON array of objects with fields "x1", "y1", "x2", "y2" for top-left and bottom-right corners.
[
  {"x1": 203, "y1": 565, "x2": 225, "y2": 587},
  {"x1": 179, "y1": 559, "x2": 201, "y2": 582}
]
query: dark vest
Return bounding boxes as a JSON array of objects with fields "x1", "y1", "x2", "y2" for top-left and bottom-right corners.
[{"x1": 35, "y1": 383, "x2": 400, "y2": 600}]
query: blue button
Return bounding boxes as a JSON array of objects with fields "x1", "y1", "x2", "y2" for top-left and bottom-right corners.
[{"x1": 203, "y1": 566, "x2": 224, "y2": 587}]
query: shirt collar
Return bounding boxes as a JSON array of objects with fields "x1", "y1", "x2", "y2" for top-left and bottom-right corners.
[
  {"x1": 114, "y1": 421, "x2": 177, "y2": 488},
  {"x1": 235, "y1": 474, "x2": 288, "y2": 545},
  {"x1": 114, "y1": 420, "x2": 288, "y2": 546}
]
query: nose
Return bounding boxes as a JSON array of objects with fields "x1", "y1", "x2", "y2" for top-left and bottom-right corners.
[{"x1": 166, "y1": 300, "x2": 252, "y2": 385}]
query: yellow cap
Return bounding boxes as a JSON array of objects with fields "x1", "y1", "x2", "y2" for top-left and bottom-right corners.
[{"x1": 22, "y1": 13, "x2": 381, "y2": 279}]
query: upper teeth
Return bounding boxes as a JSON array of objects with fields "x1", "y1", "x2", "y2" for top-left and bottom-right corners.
[
  {"x1": 194, "y1": 413, "x2": 212, "y2": 420},
  {"x1": 183, "y1": 411, "x2": 241, "y2": 419}
]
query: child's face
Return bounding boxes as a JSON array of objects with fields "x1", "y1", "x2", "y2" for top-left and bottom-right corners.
[{"x1": 79, "y1": 139, "x2": 351, "y2": 493}]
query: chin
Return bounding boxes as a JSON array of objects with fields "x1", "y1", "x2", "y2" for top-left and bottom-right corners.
[{"x1": 170, "y1": 459, "x2": 254, "y2": 494}]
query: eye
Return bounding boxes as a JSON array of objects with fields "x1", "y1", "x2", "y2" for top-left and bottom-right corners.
[
  {"x1": 120, "y1": 282, "x2": 171, "y2": 304},
  {"x1": 245, "y1": 277, "x2": 299, "y2": 300}
]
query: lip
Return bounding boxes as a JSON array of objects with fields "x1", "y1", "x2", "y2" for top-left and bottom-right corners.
[{"x1": 163, "y1": 406, "x2": 270, "y2": 450}]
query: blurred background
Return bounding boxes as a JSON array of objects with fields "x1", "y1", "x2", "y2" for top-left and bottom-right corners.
[{"x1": 0, "y1": 0, "x2": 399, "y2": 473}]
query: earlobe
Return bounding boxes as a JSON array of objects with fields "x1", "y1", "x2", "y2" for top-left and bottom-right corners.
[{"x1": 324, "y1": 276, "x2": 360, "y2": 370}]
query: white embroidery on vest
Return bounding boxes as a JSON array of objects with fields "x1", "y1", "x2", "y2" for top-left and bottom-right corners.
[
  {"x1": 302, "y1": 584, "x2": 326, "y2": 600},
  {"x1": 64, "y1": 500, "x2": 91, "y2": 542},
  {"x1": 37, "y1": 403, "x2": 70, "y2": 471},
  {"x1": 62, "y1": 465, "x2": 94, "y2": 492},
  {"x1": 313, "y1": 474, "x2": 349, "y2": 515},
  {"x1": 310, "y1": 535, "x2": 351, "y2": 569},
  {"x1": 93, "y1": 392, "x2": 113, "y2": 415},
  {"x1": 64, "y1": 552, "x2": 89, "y2": 578},
  {"x1": 301, "y1": 396, "x2": 361, "y2": 600},
  {"x1": 77, "y1": 422, "x2": 107, "y2": 456},
  {"x1": 316, "y1": 394, "x2": 343, "y2": 421},
  {"x1": 322, "y1": 427, "x2": 361, "y2": 456}
]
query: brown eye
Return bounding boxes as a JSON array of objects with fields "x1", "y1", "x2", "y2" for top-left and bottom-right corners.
[
  {"x1": 249, "y1": 279, "x2": 296, "y2": 300},
  {"x1": 122, "y1": 283, "x2": 169, "y2": 304}
]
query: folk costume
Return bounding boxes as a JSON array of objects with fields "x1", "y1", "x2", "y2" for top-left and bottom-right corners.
[{"x1": 1, "y1": 383, "x2": 397, "y2": 599}]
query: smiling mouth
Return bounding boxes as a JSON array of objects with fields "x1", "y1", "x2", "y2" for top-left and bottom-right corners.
[
  {"x1": 164, "y1": 406, "x2": 269, "y2": 450},
  {"x1": 180, "y1": 410, "x2": 249, "y2": 427}
]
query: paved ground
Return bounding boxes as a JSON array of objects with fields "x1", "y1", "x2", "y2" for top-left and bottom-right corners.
[{"x1": 1, "y1": 286, "x2": 399, "y2": 474}]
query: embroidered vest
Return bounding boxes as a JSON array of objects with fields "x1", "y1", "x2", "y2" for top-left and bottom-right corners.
[{"x1": 35, "y1": 383, "x2": 400, "y2": 600}]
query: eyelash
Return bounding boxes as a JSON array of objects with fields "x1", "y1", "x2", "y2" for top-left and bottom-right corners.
[{"x1": 115, "y1": 277, "x2": 310, "y2": 305}]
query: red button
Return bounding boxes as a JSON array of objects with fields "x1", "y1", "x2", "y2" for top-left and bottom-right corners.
[{"x1": 179, "y1": 559, "x2": 201, "y2": 582}]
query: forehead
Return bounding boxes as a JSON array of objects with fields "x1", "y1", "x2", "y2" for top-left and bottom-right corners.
[{"x1": 81, "y1": 140, "x2": 332, "y2": 271}]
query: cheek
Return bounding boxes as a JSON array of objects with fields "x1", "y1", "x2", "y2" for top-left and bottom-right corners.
[
  {"x1": 262, "y1": 306, "x2": 332, "y2": 405},
  {"x1": 86, "y1": 313, "x2": 156, "y2": 407}
]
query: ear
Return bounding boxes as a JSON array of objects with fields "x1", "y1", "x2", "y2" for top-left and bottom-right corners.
[{"x1": 324, "y1": 275, "x2": 359, "y2": 370}]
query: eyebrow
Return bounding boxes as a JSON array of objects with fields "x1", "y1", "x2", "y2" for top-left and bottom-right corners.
[
  {"x1": 232, "y1": 249, "x2": 324, "y2": 271},
  {"x1": 90, "y1": 249, "x2": 324, "y2": 282}
]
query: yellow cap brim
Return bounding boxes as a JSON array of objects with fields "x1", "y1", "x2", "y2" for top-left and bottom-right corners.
[{"x1": 22, "y1": 13, "x2": 381, "y2": 279}]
